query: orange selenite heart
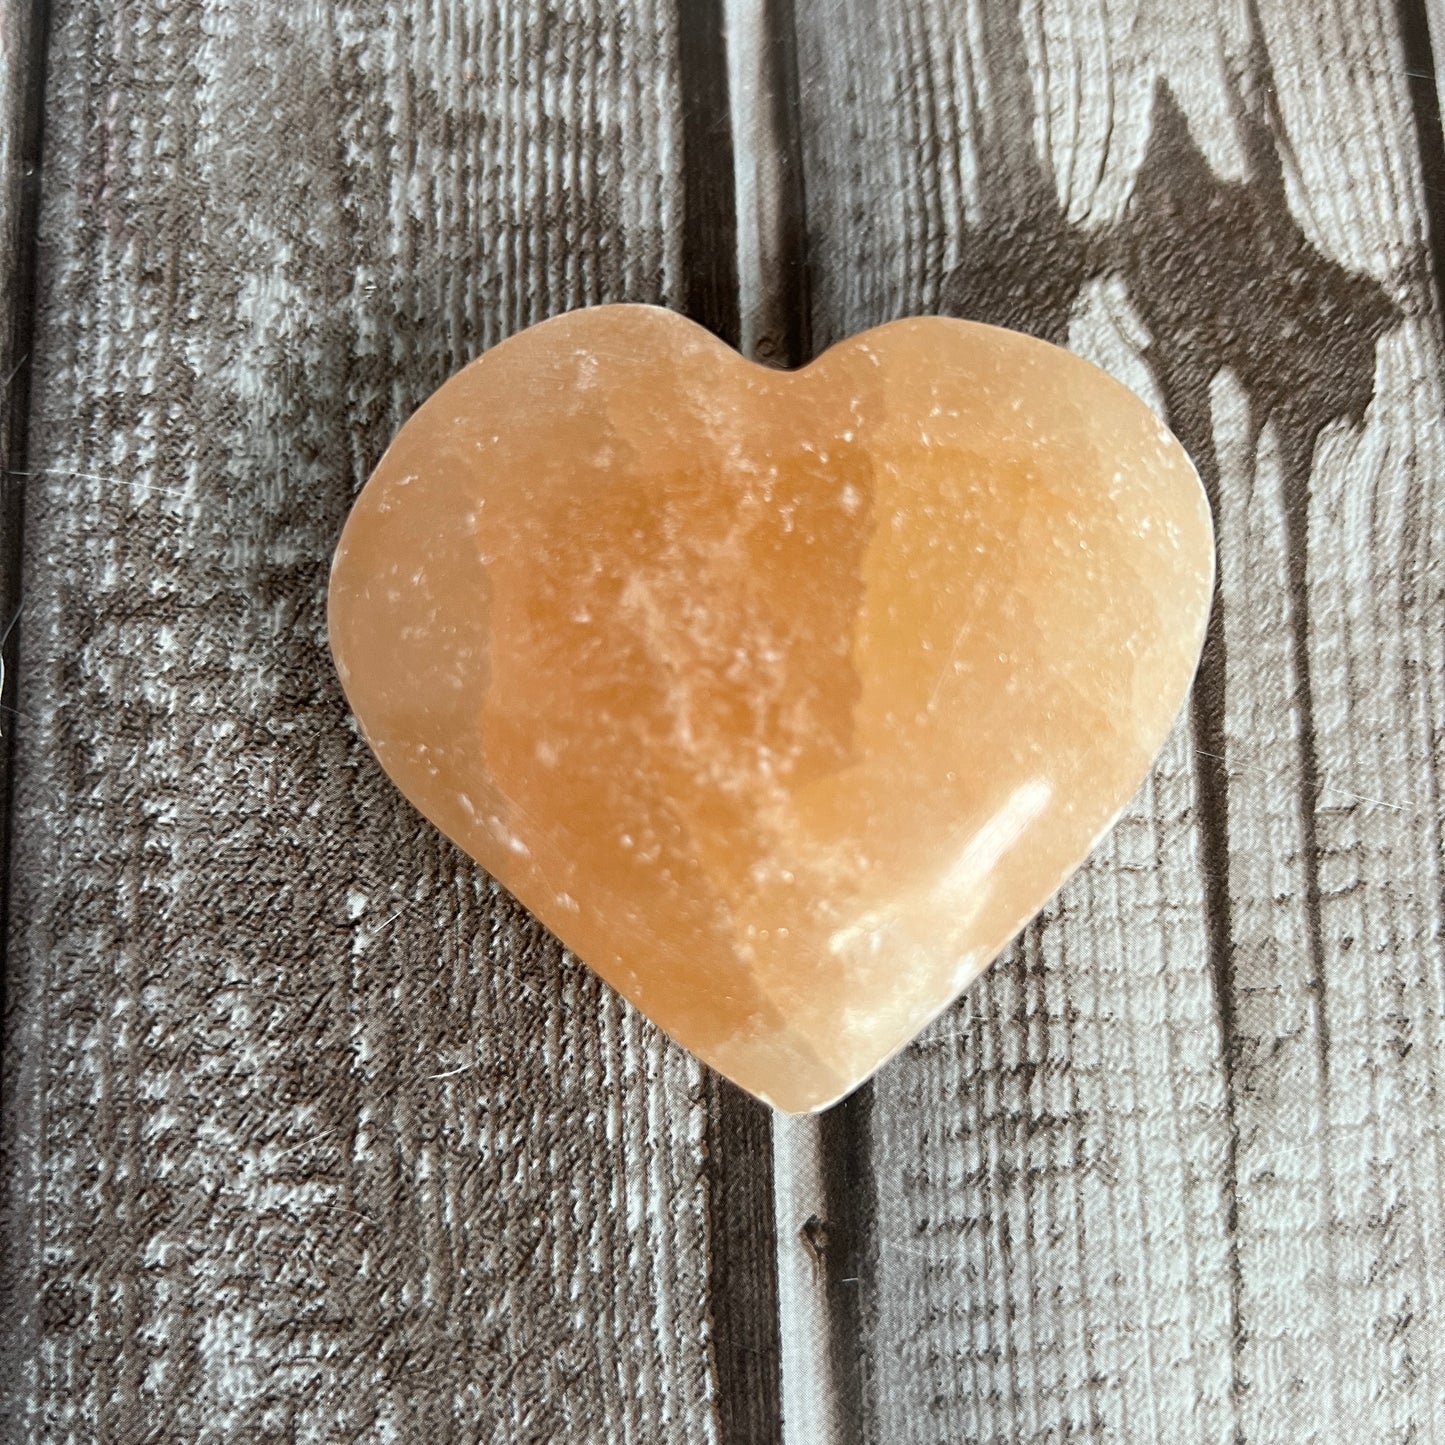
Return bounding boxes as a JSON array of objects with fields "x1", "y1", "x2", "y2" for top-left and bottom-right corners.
[{"x1": 328, "y1": 305, "x2": 1213, "y2": 1111}]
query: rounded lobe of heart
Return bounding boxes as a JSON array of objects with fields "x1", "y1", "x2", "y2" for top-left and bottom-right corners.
[{"x1": 328, "y1": 304, "x2": 1214, "y2": 1113}]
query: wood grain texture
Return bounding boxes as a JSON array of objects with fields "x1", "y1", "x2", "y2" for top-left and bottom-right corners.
[
  {"x1": 1244, "y1": 7, "x2": 1445, "y2": 1436},
  {"x1": 0, "y1": 3, "x2": 724, "y2": 1441},
  {"x1": 792, "y1": 0, "x2": 1445, "y2": 1439}
]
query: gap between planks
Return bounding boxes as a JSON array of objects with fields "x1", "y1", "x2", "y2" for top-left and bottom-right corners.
[{"x1": 0, "y1": 0, "x2": 53, "y2": 1085}]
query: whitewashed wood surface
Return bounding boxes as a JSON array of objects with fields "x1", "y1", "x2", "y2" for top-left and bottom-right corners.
[{"x1": 2, "y1": 1, "x2": 1443, "y2": 1442}]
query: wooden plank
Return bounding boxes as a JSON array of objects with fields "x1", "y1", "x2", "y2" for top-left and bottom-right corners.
[
  {"x1": 0, "y1": 3, "x2": 731, "y2": 1440},
  {"x1": 790, "y1": 0, "x2": 1445, "y2": 1438},
  {"x1": 1233, "y1": 2, "x2": 1445, "y2": 1433},
  {"x1": 0, "y1": 0, "x2": 47, "y2": 1423},
  {"x1": 1122, "y1": 1, "x2": 1445, "y2": 1434}
]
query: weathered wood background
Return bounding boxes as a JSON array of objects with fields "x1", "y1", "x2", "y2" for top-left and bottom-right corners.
[{"x1": 1, "y1": 0, "x2": 1442, "y2": 1441}]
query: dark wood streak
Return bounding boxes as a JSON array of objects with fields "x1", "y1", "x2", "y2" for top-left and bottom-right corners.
[
  {"x1": 678, "y1": 0, "x2": 740, "y2": 346},
  {"x1": 755, "y1": 0, "x2": 813, "y2": 369},
  {"x1": 1396, "y1": 0, "x2": 1445, "y2": 321},
  {"x1": 1182, "y1": 438, "x2": 1249, "y2": 1439},
  {"x1": 702, "y1": 1076, "x2": 784, "y2": 1445},
  {"x1": 1396, "y1": 0, "x2": 1445, "y2": 970},
  {"x1": 1124, "y1": 40, "x2": 1389, "y2": 1423},
  {"x1": 817, "y1": 1089, "x2": 873, "y2": 1445}
]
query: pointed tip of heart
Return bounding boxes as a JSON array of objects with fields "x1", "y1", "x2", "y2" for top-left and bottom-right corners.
[
  {"x1": 710, "y1": 1046, "x2": 873, "y2": 1115},
  {"x1": 704, "y1": 1034, "x2": 873, "y2": 1116},
  {"x1": 751, "y1": 1077, "x2": 863, "y2": 1116}
]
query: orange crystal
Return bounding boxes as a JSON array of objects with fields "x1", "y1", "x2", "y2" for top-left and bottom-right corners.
[{"x1": 328, "y1": 305, "x2": 1213, "y2": 1111}]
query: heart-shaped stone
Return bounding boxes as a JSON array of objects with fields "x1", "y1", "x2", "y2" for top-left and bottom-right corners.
[{"x1": 329, "y1": 305, "x2": 1213, "y2": 1111}]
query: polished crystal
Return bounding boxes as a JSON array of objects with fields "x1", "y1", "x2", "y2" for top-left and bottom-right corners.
[{"x1": 328, "y1": 305, "x2": 1214, "y2": 1111}]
